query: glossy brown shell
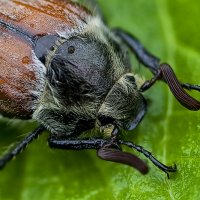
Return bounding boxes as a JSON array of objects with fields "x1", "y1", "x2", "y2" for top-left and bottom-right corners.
[{"x1": 0, "y1": 0, "x2": 91, "y2": 118}]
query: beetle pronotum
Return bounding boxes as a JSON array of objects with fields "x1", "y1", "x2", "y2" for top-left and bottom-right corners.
[{"x1": 0, "y1": 0, "x2": 200, "y2": 177}]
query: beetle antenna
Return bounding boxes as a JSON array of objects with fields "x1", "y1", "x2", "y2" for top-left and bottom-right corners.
[
  {"x1": 97, "y1": 143, "x2": 149, "y2": 174},
  {"x1": 140, "y1": 63, "x2": 200, "y2": 111}
]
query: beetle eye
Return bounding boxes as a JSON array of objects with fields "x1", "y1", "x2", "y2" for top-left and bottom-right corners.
[{"x1": 68, "y1": 46, "x2": 75, "y2": 54}]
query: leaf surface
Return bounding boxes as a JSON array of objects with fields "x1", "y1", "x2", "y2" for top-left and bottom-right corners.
[{"x1": 0, "y1": 0, "x2": 200, "y2": 200}]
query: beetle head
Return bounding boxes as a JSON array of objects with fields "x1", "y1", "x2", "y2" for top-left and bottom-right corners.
[
  {"x1": 97, "y1": 74, "x2": 146, "y2": 131},
  {"x1": 38, "y1": 22, "x2": 146, "y2": 134}
]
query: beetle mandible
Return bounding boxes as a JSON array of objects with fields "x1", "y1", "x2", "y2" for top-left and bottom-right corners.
[{"x1": 0, "y1": 0, "x2": 200, "y2": 177}]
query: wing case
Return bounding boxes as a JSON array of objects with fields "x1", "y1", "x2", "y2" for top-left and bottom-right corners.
[{"x1": 0, "y1": 0, "x2": 91, "y2": 118}]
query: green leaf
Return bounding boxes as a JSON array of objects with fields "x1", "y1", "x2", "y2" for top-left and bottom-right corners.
[{"x1": 1, "y1": 0, "x2": 200, "y2": 199}]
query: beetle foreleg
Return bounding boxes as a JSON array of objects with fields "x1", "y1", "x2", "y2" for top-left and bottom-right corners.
[
  {"x1": 48, "y1": 135, "x2": 149, "y2": 174},
  {"x1": 118, "y1": 140, "x2": 177, "y2": 178},
  {"x1": 48, "y1": 136, "x2": 107, "y2": 150},
  {"x1": 0, "y1": 125, "x2": 45, "y2": 169}
]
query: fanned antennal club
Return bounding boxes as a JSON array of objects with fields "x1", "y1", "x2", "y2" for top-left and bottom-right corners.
[{"x1": 140, "y1": 63, "x2": 200, "y2": 111}]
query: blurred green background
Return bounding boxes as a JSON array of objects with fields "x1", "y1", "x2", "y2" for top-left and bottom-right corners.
[{"x1": 1, "y1": 0, "x2": 200, "y2": 199}]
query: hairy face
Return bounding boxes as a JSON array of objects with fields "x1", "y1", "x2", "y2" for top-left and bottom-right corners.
[{"x1": 43, "y1": 25, "x2": 145, "y2": 134}]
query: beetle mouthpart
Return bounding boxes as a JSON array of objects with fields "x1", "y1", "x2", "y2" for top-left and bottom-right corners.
[{"x1": 100, "y1": 124, "x2": 115, "y2": 135}]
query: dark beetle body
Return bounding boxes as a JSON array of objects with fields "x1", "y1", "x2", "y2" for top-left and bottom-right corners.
[
  {"x1": 1, "y1": 0, "x2": 200, "y2": 175},
  {"x1": 0, "y1": 0, "x2": 146, "y2": 135}
]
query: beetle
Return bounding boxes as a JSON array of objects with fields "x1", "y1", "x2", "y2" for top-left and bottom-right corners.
[{"x1": 0, "y1": 0, "x2": 200, "y2": 177}]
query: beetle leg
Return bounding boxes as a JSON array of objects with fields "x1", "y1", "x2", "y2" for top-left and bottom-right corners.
[
  {"x1": 48, "y1": 134, "x2": 176, "y2": 176},
  {"x1": 48, "y1": 135, "x2": 148, "y2": 174},
  {"x1": 140, "y1": 63, "x2": 200, "y2": 111},
  {"x1": 113, "y1": 28, "x2": 160, "y2": 75},
  {"x1": 0, "y1": 125, "x2": 45, "y2": 169},
  {"x1": 114, "y1": 28, "x2": 200, "y2": 93},
  {"x1": 118, "y1": 140, "x2": 177, "y2": 178},
  {"x1": 48, "y1": 136, "x2": 107, "y2": 150},
  {"x1": 181, "y1": 83, "x2": 200, "y2": 92}
]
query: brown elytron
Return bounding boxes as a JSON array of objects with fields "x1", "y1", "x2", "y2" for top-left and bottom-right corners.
[{"x1": 0, "y1": 0, "x2": 91, "y2": 118}]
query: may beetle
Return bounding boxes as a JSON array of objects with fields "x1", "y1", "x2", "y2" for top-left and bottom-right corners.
[{"x1": 0, "y1": 0, "x2": 200, "y2": 177}]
